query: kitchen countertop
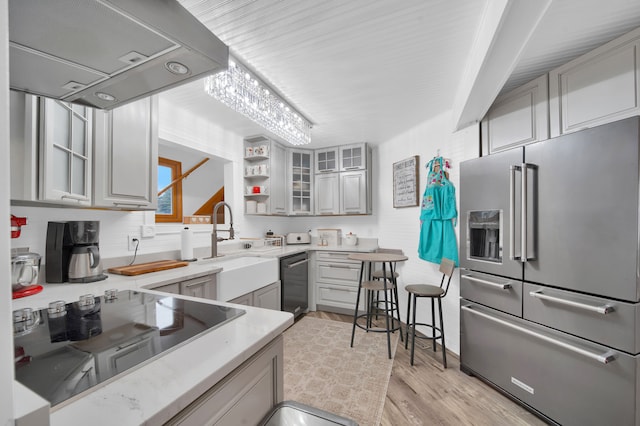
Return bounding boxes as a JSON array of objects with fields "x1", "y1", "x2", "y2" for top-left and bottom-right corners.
[{"x1": 12, "y1": 239, "x2": 377, "y2": 424}]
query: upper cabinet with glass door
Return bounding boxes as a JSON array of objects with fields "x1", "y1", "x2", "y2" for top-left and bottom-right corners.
[
  {"x1": 288, "y1": 149, "x2": 313, "y2": 215},
  {"x1": 315, "y1": 147, "x2": 339, "y2": 173},
  {"x1": 39, "y1": 97, "x2": 93, "y2": 206},
  {"x1": 339, "y1": 143, "x2": 367, "y2": 171}
]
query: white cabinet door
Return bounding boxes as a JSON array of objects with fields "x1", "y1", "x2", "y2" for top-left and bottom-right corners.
[
  {"x1": 269, "y1": 142, "x2": 287, "y2": 215},
  {"x1": 93, "y1": 96, "x2": 158, "y2": 210},
  {"x1": 229, "y1": 293, "x2": 253, "y2": 306},
  {"x1": 151, "y1": 282, "x2": 181, "y2": 295},
  {"x1": 40, "y1": 97, "x2": 93, "y2": 205},
  {"x1": 288, "y1": 149, "x2": 313, "y2": 215},
  {"x1": 339, "y1": 143, "x2": 367, "y2": 171},
  {"x1": 481, "y1": 75, "x2": 549, "y2": 154},
  {"x1": 254, "y1": 281, "x2": 281, "y2": 311},
  {"x1": 549, "y1": 28, "x2": 640, "y2": 137},
  {"x1": 315, "y1": 147, "x2": 339, "y2": 173},
  {"x1": 10, "y1": 92, "x2": 38, "y2": 201},
  {"x1": 340, "y1": 170, "x2": 368, "y2": 214},
  {"x1": 315, "y1": 173, "x2": 339, "y2": 215}
]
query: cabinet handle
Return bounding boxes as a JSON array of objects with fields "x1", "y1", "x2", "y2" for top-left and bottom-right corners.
[
  {"x1": 462, "y1": 275, "x2": 512, "y2": 290},
  {"x1": 343, "y1": 166, "x2": 360, "y2": 170},
  {"x1": 529, "y1": 291, "x2": 615, "y2": 315},
  {"x1": 185, "y1": 282, "x2": 204, "y2": 288},
  {"x1": 326, "y1": 264, "x2": 357, "y2": 270},
  {"x1": 61, "y1": 194, "x2": 89, "y2": 202},
  {"x1": 113, "y1": 202, "x2": 144, "y2": 207},
  {"x1": 461, "y1": 305, "x2": 616, "y2": 364}
]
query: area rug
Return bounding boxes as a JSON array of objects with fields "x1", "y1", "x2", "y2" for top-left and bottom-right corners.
[{"x1": 283, "y1": 316, "x2": 398, "y2": 426}]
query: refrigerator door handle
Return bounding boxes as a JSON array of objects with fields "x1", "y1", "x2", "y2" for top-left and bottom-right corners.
[
  {"x1": 529, "y1": 291, "x2": 616, "y2": 314},
  {"x1": 461, "y1": 305, "x2": 617, "y2": 364},
  {"x1": 509, "y1": 165, "x2": 521, "y2": 260},
  {"x1": 462, "y1": 274, "x2": 512, "y2": 290},
  {"x1": 521, "y1": 163, "x2": 528, "y2": 263}
]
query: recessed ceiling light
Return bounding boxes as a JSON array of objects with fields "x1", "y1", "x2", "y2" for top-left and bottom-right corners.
[
  {"x1": 95, "y1": 92, "x2": 116, "y2": 102},
  {"x1": 165, "y1": 61, "x2": 190, "y2": 75}
]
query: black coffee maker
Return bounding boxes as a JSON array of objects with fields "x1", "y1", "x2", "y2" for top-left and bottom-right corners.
[{"x1": 46, "y1": 221, "x2": 107, "y2": 283}]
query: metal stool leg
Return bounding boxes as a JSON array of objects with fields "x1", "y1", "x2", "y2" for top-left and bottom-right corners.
[
  {"x1": 382, "y1": 275, "x2": 392, "y2": 359},
  {"x1": 438, "y1": 297, "x2": 447, "y2": 368},
  {"x1": 350, "y1": 262, "x2": 365, "y2": 348},
  {"x1": 410, "y1": 294, "x2": 417, "y2": 366},
  {"x1": 405, "y1": 291, "x2": 411, "y2": 349},
  {"x1": 431, "y1": 297, "x2": 436, "y2": 352}
]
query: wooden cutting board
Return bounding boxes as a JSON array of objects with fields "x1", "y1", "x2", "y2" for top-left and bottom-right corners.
[{"x1": 108, "y1": 260, "x2": 189, "y2": 276}]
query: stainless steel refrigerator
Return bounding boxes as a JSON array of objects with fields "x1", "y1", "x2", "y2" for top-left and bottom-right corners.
[{"x1": 459, "y1": 116, "x2": 640, "y2": 426}]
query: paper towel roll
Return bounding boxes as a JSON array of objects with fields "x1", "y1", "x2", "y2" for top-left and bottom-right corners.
[{"x1": 181, "y1": 227, "x2": 195, "y2": 261}]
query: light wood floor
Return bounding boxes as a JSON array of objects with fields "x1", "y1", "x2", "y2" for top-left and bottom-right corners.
[{"x1": 304, "y1": 311, "x2": 547, "y2": 426}]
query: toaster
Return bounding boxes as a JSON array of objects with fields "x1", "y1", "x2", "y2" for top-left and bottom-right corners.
[{"x1": 286, "y1": 232, "x2": 311, "y2": 244}]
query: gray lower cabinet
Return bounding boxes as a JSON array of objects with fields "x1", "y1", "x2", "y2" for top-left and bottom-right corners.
[
  {"x1": 314, "y1": 251, "x2": 364, "y2": 314},
  {"x1": 461, "y1": 302, "x2": 640, "y2": 426},
  {"x1": 147, "y1": 274, "x2": 216, "y2": 300},
  {"x1": 229, "y1": 281, "x2": 281, "y2": 311},
  {"x1": 166, "y1": 335, "x2": 283, "y2": 425}
]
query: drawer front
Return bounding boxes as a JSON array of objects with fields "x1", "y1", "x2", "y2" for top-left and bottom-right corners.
[
  {"x1": 317, "y1": 285, "x2": 362, "y2": 310},
  {"x1": 316, "y1": 251, "x2": 359, "y2": 263},
  {"x1": 316, "y1": 262, "x2": 361, "y2": 287},
  {"x1": 523, "y1": 283, "x2": 639, "y2": 354},
  {"x1": 460, "y1": 269, "x2": 523, "y2": 316},
  {"x1": 461, "y1": 302, "x2": 639, "y2": 426}
]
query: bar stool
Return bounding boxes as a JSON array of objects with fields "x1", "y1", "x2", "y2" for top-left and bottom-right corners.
[
  {"x1": 371, "y1": 248, "x2": 403, "y2": 320},
  {"x1": 404, "y1": 258, "x2": 455, "y2": 367},
  {"x1": 348, "y1": 252, "x2": 408, "y2": 359}
]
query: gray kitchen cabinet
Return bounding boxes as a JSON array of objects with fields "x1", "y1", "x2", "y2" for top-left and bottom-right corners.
[
  {"x1": 243, "y1": 135, "x2": 286, "y2": 215},
  {"x1": 340, "y1": 170, "x2": 369, "y2": 215},
  {"x1": 146, "y1": 273, "x2": 216, "y2": 300},
  {"x1": 314, "y1": 143, "x2": 371, "y2": 215},
  {"x1": 180, "y1": 274, "x2": 217, "y2": 300},
  {"x1": 39, "y1": 97, "x2": 94, "y2": 206},
  {"x1": 93, "y1": 96, "x2": 158, "y2": 210},
  {"x1": 315, "y1": 147, "x2": 339, "y2": 173},
  {"x1": 339, "y1": 143, "x2": 367, "y2": 171},
  {"x1": 315, "y1": 173, "x2": 340, "y2": 215},
  {"x1": 228, "y1": 281, "x2": 281, "y2": 311},
  {"x1": 481, "y1": 74, "x2": 549, "y2": 154},
  {"x1": 166, "y1": 335, "x2": 283, "y2": 425},
  {"x1": 314, "y1": 251, "x2": 365, "y2": 315},
  {"x1": 287, "y1": 149, "x2": 313, "y2": 215},
  {"x1": 549, "y1": 26, "x2": 640, "y2": 137}
]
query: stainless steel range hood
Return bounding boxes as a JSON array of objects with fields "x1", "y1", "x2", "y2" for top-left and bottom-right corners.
[{"x1": 9, "y1": 0, "x2": 228, "y2": 109}]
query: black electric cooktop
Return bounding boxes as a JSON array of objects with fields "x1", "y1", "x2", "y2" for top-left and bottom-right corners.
[{"x1": 13, "y1": 289, "x2": 245, "y2": 407}]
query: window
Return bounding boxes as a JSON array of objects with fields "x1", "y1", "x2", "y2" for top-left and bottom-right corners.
[{"x1": 156, "y1": 157, "x2": 183, "y2": 223}]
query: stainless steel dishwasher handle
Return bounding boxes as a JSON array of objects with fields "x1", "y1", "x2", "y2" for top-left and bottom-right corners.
[
  {"x1": 287, "y1": 259, "x2": 310, "y2": 269},
  {"x1": 461, "y1": 305, "x2": 616, "y2": 364},
  {"x1": 462, "y1": 275, "x2": 512, "y2": 290},
  {"x1": 529, "y1": 291, "x2": 615, "y2": 315}
]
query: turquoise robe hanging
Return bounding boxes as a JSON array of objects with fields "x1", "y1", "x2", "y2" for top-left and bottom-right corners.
[{"x1": 418, "y1": 157, "x2": 459, "y2": 266}]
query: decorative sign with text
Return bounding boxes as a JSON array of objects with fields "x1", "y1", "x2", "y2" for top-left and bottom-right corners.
[{"x1": 393, "y1": 155, "x2": 419, "y2": 208}]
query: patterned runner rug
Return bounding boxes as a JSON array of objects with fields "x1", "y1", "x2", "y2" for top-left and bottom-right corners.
[{"x1": 283, "y1": 316, "x2": 398, "y2": 426}]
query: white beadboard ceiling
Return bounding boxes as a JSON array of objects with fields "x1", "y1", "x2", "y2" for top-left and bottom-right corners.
[{"x1": 161, "y1": 0, "x2": 640, "y2": 148}]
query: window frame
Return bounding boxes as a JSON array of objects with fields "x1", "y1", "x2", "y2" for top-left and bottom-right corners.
[{"x1": 156, "y1": 157, "x2": 183, "y2": 223}]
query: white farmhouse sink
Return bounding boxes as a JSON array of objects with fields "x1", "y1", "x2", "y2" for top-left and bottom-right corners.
[{"x1": 205, "y1": 256, "x2": 279, "y2": 302}]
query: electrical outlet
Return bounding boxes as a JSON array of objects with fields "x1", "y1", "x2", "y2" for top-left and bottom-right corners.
[{"x1": 128, "y1": 235, "x2": 139, "y2": 251}]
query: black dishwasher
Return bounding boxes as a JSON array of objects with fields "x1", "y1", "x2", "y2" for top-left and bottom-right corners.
[{"x1": 280, "y1": 252, "x2": 309, "y2": 319}]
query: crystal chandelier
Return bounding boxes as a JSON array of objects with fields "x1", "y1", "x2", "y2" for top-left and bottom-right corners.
[{"x1": 205, "y1": 59, "x2": 312, "y2": 145}]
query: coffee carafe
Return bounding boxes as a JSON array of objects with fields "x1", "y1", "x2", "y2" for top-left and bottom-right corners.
[{"x1": 67, "y1": 221, "x2": 107, "y2": 283}]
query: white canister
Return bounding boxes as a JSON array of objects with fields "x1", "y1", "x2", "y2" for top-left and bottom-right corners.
[
  {"x1": 344, "y1": 233, "x2": 358, "y2": 246},
  {"x1": 257, "y1": 202, "x2": 267, "y2": 214},
  {"x1": 246, "y1": 200, "x2": 257, "y2": 214}
]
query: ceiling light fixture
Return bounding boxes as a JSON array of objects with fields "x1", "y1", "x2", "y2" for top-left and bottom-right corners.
[{"x1": 204, "y1": 59, "x2": 312, "y2": 146}]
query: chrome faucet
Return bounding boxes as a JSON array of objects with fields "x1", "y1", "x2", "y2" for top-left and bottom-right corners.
[{"x1": 211, "y1": 201, "x2": 235, "y2": 258}]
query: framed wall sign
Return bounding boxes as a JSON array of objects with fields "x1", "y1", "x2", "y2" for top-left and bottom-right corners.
[{"x1": 393, "y1": 155, "x2": 419, "y2": 208}]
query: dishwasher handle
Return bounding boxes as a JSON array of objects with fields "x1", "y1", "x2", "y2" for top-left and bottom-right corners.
[{"x1": 287, "y1": 258, "x2": 310, "y2": 269}]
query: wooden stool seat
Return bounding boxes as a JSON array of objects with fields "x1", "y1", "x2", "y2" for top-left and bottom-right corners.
[
  {"x1": 372, "y1": 269, "x2": 400, "y2": 280},
  {"x1": 405, "y1": 284, "x2": 444, "y2": 298}
]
